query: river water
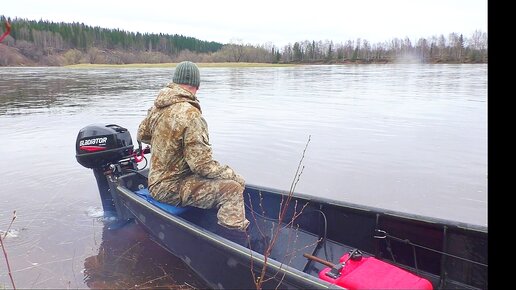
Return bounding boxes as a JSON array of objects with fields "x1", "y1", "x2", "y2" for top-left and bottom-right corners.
[{"x1": 0, "y1": 64, "x2": 487, "y2": 288}]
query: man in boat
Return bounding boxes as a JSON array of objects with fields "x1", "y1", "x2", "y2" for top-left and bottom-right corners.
[{"x1": 137, "y1": 61, "x2": 250, "y2": 234}]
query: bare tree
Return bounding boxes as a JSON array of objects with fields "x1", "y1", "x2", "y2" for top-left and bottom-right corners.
[
  {"x1": 63, "y1": 49, "x2": 83, "y2": 64},
  {"x1": 225, "y1": 38, "x2": 246, "y2": 62},
  {"x1": 416, "y1": 38, "x2": 430, "y2": 62}
]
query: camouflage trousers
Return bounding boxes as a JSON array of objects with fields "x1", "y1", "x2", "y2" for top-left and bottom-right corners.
[{"x1": 151, "y1": 175, "x2": 250, "y2": 231}]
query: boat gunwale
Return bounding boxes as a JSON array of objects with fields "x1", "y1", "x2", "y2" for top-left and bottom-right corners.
[{"x1": 244, "y1": 183, "x2": 488, "y2": 233}]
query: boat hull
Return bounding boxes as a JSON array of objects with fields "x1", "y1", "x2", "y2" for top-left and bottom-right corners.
[
  {"x1": 105, "y1": 169, "x2": 487, "y2": 290},
  {"x1": 110, "y1": 171, "x2": 336, "y2": 289}
]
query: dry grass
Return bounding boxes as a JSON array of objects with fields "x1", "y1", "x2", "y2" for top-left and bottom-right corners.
[{"x1": 65, "y1": 62, "x2": 298, "y2": 69}]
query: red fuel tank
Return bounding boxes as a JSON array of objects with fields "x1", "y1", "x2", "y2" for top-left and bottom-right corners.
[{"x1": 319, "y1": 252, "x2": 433, "y2": 290}]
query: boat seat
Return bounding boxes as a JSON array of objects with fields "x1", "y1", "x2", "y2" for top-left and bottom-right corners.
[{"x1": 134, "y1": 188, "x2": 190, "y2": 215}]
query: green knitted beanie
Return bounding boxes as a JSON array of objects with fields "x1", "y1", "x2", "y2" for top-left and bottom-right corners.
[{"x1": 173, "y1": 61, "x2": 200, "y2": 89}]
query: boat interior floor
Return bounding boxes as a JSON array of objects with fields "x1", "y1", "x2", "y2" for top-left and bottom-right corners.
[{"x1": 133, "y1": 187, "x2": 355, "y2": 277}]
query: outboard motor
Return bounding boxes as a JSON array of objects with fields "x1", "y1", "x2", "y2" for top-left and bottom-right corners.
[
  {"x1": 76, "y1": 123, "x2": 134, "y2": 169},
  {"x1": 75, "y1": 124, "x2": 135, "y2": 217}
]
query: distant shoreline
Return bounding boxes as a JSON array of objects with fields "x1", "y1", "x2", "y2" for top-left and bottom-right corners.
[
  {"x1": 65, "y1": 62, "x2": 298, "y2": 68},
  {"x1": 0, "y1": 61, "x2": 487, "y2": 69},
  {"x1": 61, "y1": 61, "x2": 487, "y2": 68}
]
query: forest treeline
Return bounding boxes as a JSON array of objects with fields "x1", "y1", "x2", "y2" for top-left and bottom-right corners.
[{"x1": 0, "y1": 16, "x2": 487, "y2": 66}]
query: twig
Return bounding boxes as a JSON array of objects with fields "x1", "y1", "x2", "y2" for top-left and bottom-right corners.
[
  {"x1": 289, "y1": 135, "x2": 310, "y2": 194},
  {"x1": 251, "y1": 135, "x2": 311, "y2": 289},
  {"x1": 275, "y1": 237, "x2": 323, "y2": 289},
  {"x1": 250, "y1": 192, "x2": 266, "y2": 240},
  {"x1": 113, "y1": 241, "x2": 142, "y2": 265},
  {"x1": 258, "y1": 191, "x2": 266, "y2": 220},
  {"x1": 261, "y1": 224, "x2": 299, "y2": 284},
  {"x1": 183, "y1": 281, "x2": 197, "y2": 289},
  {"x1": 266, "y1": 203, "x2": 313, "y2": 287},
  {"x1": 246, "y1": 192, "x2": 259, "y2": 287},
  {"x1": 72, "y1": 247, "x2": 78, "y2": 288},
  {"x1": 280, "y1": 201, "x2": 310, "y2": 230},
  {"x1": 3, "y1": 210, "x2": 17, "y2": 239},
  {"x1": 129, "y1": 274, "x2": 169, "y2": 289},
  {"x1": 1, "y1": 211, "x2": 17, "y2": 290}
]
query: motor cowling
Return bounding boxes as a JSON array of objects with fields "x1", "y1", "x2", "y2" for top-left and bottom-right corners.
[{"x1": 76, "y1": 124, "x2": 134, "y2": 169}]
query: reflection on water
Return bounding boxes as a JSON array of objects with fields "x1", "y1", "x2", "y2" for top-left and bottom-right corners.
[
  {"x1": 0, "y1": 64, "x2": 487, "y2": 288},
  {"x1": 0, "y1": 67, "x2": 169, "y2": 115},
  {"x1": 83, "y1": 221, "x2": 206, "y2": 289},
  {"x1": 0, "y1": 203, "x2": 206, "y2": 289}
]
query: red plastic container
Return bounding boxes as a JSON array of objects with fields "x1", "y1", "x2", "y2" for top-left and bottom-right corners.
[{"x1": 319, "y1": 253, "x2": 433, "y2": 290}]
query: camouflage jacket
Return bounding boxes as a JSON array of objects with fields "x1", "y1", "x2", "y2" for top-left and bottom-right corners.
[{"x1": 137, "y1": 83, "x2": 241, "y2": 195}]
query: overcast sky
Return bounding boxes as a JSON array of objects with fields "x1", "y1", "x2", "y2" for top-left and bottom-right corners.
[{"x1": 3, "y1": 0, "x2": 488, "y2": 47}]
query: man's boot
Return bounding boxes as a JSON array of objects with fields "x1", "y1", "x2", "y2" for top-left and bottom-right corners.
[{"x1": 215, "y1": 224, "x2": 249, "y2": 247}]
